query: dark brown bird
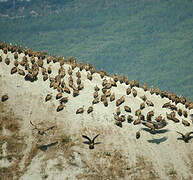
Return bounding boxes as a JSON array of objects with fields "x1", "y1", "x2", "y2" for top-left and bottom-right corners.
[
  {"x1": 133, "y1": 117, "x2": 141, "y2": 125},
  {"x1": 119, "y1": 115, "x2": 126, "y2": 122},
  {"x1": 155, "y1": 114, "x2": 163, "y2": 122},
  {"x1": 1, "y1": 94, "x2": 8, "y2": 102},
  {"x1": 132, "y1": 88, "x2": 137, "y2": 97},
  {"x1": 57, "y1": 104, "x2": 64, "y2": 112},
  {"x1": 110, "y1": 80, "x2": 117, "y2": 87},
  {"x1": 126, "y1": 87, "x2": 131, "y2": 95},
  {"x1": 104, "y1": 83, "x2": 112, "y2": 89},
  {"x1": 103, "y1": 98, "x2": 108, "y2": 107},
  {"x1": 43, "y1": 74, "x2": 48, "y2": 81},
  {"x1": 147, "y1": 111, "x2": 154, "y2": 121},
  {"x1": 87, "y1": 106, "x2": 93, "y2": 114},
  {"x1": 105, "y1": 90, "x2": 111, "y2": 97},
  {"x1": 5, "y1": 57, "x2": 10, "y2": 65},
  {"x1": 162, "y1": 102, "x2": 171, "y2": 108},
  {"x1": 73, "y1": 89, "x2": 79, "y2": 97},
  {"x1": 140, "y1": 95, "x2": 147, "y2": 102},
  {"x1": 115, "y1": 120, "x2": 122, "y2": 128},
  {"x1": 146, "y1": 100, "x2": 154, "y2": 106},
  {"x1": 76, "y1": 107, "x2": 84, "y2": 114},
  {"x1": 113, "y1": 73, "x2": 118, "y2": 82},
  {"x1": 14, "y1": 60, "x2": 19, "y2": 67},
  {"x1": 127, "y1": 115, "x2": 133, "y2": 123},
  {"x1": 182, "y1": 119, "x2": 190, "y2": 126},
  {"x1": 45, "y1": 94, "x2": 52, "y2": 102},
  {"x1": 56, "y1": 92, "x2": 62, "y2": 100},
  {"x1": 82, "y1": 134, "x2": 100, "y2": 149},
  {"x1": 110, "y1": 93, "x2": 115, "y2": 102},
  {"x1": 68, "y1": 67, "x2": 73, "y2": 75},
  {"x1": 78, "y1": 63, "x2": 84, "y2": 71},
  {"x1": 30, "y1": 121, "x2": 55, "y2": 135},
  {"x1": 142, "y1": 83, "x2": 147, "y2": 91},
  {"x1": 63, "y1": 86, "x2": 71, "y2": 94},
  {"x1": 124, "y1": 106, "x2": 131, "y2": 113},
  {"x1": 11, "y1": 67, "x2": 17, "y2": 74},
  {"x1": 92, "y1": 97, "x2": 99, "y2": 104},
  {"x1": 41, "y1": 67, "x2": 47, "y2": 75},
  {"x1": 76, "y1": 71, "x2": 81, "y2": 78},
  {"x1": 152, "y1": 119, "x2": 168, "y2": 129},
  {"x1": 119, "y1": 75, "x2": 124, "y2": 83},
  {"x1": 77, "y1": 78, "x2": 81, "y2": 85},
  {"x1": 155, "y1": 88, "x2": 160, "y2": 95},
  {"x1": 93, "y1": 91, "x2": 98, "y2": 98},
  {"x1": 99, "y1": 70, "x2": 105, "y2": 79},
  {"x1": 87, "y1": 72, "x2": 92, "y2": 80},
  {"x1": 136, "y1": 130, "x2": 141, "y2": 139},
  {"x1": 116, "y1": 107, "x2": 121, "y2": 115},
  {"x1": 177, "y1": 109, "x2": 182, "y2": 116},
  {"x1": 14, "y1": 52, "x2": 18, "y2": 59},
  {"x1": 140, "y1": 102, "x2": 145, "y2": 110},
  {"x1": 142, "y1": 122, "x2": 155, "y2": 131},
  {"x1": 135, "y1": 109, "x2": 141, "y2": 116},
  {"x1": 169, "y1": 104, "x2": 177, "y2": 111},
  {"x1": 183, "y1": 110, "x2": 188, "y2": 118},
  {"x1": 149, "y1": 86, "x2": 154, "y2": 95},
  {"x1": 124, "y1": 77, "x2": 129, "y2": 85},
  {"x1": 47, "y1": 66, "x2": 52, "y2": 74},
  {"x1": 18, "y1": 69, "x2": 25, "y2": 76},
  {"x1": 94, "y1": 85, "x2": 100, "y2": 91},
  {"x1": 176, "y1": 131, "x2": 193, "y2": 143},
  {"x1": 78, "y1": 84, "x2": 84, "y2": 90},
  {"x1": 60, "y1": 97, "x2": 68, "y2": 104}
]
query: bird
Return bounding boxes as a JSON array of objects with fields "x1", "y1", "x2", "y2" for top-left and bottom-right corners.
[
  {"x1": 76, "y1": 106, "x2": 84, "y2": 114},
  {"x1": 182, "y1": 119, "x2": 190, "y2": 126},
  {"x1": 1, "y1": 94, "x2": 8, "y2": 102},
  {"x1": 87, "y1": 106, "x2": 93, "y2": 114},
  {"x1": 136, "y1": 130, "x2": 141, "y2": 139},
  {"x1": 176, "y1": 131, "x2": 193, "y2": 143},
  {"x1": 82, "y1": 134, "x2": 100, "y2": 149},
  {"x1": 45, "y1": 94, "x2": 52, "y2": 102},
  {"x1": 30, "y1": 121, "x2": 55, "y2": 135},
  {"x1": 142, "y1": 119, "x2": 168, "y2": 132}
]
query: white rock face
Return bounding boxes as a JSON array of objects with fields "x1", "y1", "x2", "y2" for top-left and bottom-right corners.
[{"x1": 0, "y1": 49, "x2": 193, "y2": 180}]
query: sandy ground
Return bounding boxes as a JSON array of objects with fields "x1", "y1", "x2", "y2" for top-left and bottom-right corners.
[{"x1": 0, "y1": 49, "x2": 193, "y2": 180}]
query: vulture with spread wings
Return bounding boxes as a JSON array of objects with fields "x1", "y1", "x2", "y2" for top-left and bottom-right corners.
[{"x1": 82, "y1": 134, "x2": 100, "y2": 149}]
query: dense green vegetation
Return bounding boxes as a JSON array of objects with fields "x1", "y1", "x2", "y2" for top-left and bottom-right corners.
[{"x1": 0, "y1": 0, "x2": 193, "y2": 100}]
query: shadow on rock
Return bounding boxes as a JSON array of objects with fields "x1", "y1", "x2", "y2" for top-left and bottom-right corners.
[
  {"x1": 147, "y1": 136, "x2": 168, "y2": 144},
  {"x1": 38, "y1": 141, "x2": 58, "y2": 151}
]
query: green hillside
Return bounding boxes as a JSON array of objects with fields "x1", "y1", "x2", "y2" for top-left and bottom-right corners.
[{"x1": 0, "y1": 0, "x2": 193, "y2": 100}]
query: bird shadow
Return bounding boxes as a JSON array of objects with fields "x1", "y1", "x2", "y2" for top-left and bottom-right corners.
[
  {"x1": 38, "y1": 141, "x2": 58, "y2": 151},
  {"x1": 147, "y1": 136, "x2": 168, "y2": 144},
  {"x1": 83, "y1": 141, "x2": 101, "y2": 145},
  {"x1": 142, "y1": 128, "x2": 169, "y2": 134}
]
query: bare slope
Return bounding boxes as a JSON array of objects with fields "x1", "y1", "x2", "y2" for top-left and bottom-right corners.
[{"x1": 0, "y1": 47, "x2": 193, "y2": 180}]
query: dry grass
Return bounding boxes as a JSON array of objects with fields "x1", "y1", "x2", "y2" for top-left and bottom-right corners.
[
  {"x1": 76, "y1": 150, "x2": 159, "y2": 180},
  {"x1": 23, "y1": 143, "x2": 39, "y2": 169},
  {"x1": 38, "y1": 128, "x2": 77, "y2": 176},
  {"x1": 0, "y1": 102, "x2": 26, "y2": 179},
  {"x1": 132, "y1": 156, "x2": 159, "y2": 180}
]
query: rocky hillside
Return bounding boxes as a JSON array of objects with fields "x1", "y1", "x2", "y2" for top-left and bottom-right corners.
[{"x1": 0, "y1": 42, "x2": 193, "y2": 180}]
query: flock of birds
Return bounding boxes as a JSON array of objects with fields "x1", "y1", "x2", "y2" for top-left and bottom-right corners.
[{"x1": 0, "y1": 41, "x2": 193, "y2": 150}]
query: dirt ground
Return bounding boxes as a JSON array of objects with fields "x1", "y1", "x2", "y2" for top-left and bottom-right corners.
[{"x1": 0, "y1": 49, "x2": 193, "y2": 180}]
